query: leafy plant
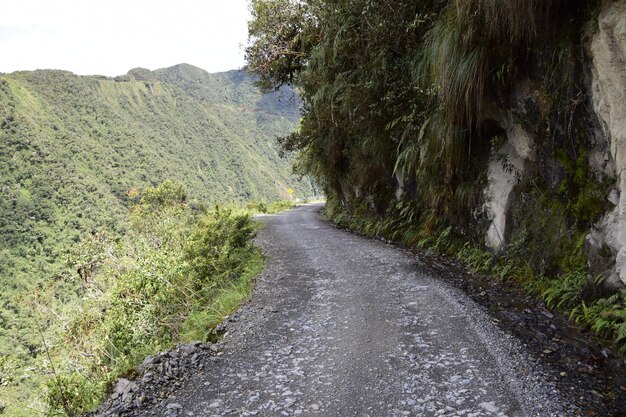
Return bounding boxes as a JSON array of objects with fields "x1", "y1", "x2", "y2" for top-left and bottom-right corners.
[{"x1": 46, "y1": 373, "x2": 103, "y2": 417}]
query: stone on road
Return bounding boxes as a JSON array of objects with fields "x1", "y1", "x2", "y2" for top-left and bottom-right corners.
[{"x1": 153, "y1": 203, "x2": 573, "y2": 416}]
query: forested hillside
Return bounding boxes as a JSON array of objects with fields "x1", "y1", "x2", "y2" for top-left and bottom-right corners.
[
  {"x1": 246, "y1": 0, "x2": 626, "y2": 351},
  {"x1": 0, "y1": 64, "x2": 313, "y2": 415}
]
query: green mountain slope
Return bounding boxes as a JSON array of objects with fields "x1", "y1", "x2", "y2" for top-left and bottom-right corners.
[{"x1": 0, "y1": 64, "x2": 311, "y2": 412}]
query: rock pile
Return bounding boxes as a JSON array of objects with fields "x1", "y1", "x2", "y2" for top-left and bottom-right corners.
[{"x1": 89, "y1": 341, "x2": 221, "y2": 417}]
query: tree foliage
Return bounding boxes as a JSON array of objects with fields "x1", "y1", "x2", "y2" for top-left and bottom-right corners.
[
  {"x1": 246, "y1": 0, "x2": 317, "y2": 91},
  {"x1": 246, "y1": 0, "x2": 593, "y2": 235}
]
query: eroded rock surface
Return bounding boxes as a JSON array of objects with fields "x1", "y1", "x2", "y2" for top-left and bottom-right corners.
[
  {"x1": 589, "y1": 0, "x2": 626, "y2": 287},
  {"x1": 484, "y1": 118, "x2": 536, "y2": 251}
]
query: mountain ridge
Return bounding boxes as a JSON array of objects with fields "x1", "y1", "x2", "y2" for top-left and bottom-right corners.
[{"x1": 0, "y1": 63, "x2": 311, "y2": 415}]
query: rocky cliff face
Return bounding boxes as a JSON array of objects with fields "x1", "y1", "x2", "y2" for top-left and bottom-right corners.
[
  {"x1": 588, "y1": 0, "x2": 626, "y2": 288},
  {"x1": 314, "y1": 0, "x2": 625, "y2": 293},
  {"x1": 478, "y1": 0, "x2": 626, "y2": 289},
  {"x1": 483, "y1": 115, "x2": 536, "y2": 251}
]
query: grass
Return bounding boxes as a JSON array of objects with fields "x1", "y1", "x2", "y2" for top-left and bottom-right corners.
[{"x1": 180, "y1": 248, "x2": 264, "y2": 342}]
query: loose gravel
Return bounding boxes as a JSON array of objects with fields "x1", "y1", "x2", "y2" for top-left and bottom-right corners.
[{"x1": 92, "y1": 203, "x2": 582, "y2": 417}]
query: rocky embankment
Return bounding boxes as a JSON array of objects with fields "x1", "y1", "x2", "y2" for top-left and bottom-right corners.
[{"x1": 88, "y1": 341, "x2": 221, "y2": 416}]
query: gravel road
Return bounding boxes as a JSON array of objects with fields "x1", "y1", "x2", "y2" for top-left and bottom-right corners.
[{"x1": 133, "y1": 203, "x2": 578, "y2": 417}]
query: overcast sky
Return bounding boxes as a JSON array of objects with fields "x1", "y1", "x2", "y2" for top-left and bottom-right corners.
[{"x1": 0, "y1": 0, "x2": 251, "y2": 76}]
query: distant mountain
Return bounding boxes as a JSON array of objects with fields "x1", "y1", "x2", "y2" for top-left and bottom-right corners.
[{"x1": 0, "y1": 64, "x2": 311, "y2": 388}]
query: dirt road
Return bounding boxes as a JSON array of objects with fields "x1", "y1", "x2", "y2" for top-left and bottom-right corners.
[{"x1": 137, "y1": 204, "x2": 574, "y2": 416}]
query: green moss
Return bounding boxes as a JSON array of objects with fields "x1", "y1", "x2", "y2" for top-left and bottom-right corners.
[{"x1": 556, "y1": 149, "x2": 609, "y2": 227}]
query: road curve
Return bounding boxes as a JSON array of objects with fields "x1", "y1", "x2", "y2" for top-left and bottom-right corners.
[{"x1": 162, "y1": 204, "x2": 573, "y2": 417}]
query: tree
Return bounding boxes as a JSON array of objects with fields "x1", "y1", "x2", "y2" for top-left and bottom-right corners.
[{"x1": 245, "y1": 0, "x2": 317, "y2": 91}]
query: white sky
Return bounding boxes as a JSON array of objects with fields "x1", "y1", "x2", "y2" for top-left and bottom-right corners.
[{"x1": 0, "y1": 0, "x2": 251, "y2": 76}]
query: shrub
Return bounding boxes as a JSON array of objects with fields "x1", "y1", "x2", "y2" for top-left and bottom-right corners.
[
  {"x1": 46, "y1": 372, "x2": 104, "y2": 417},
  {"x1": 46, "y1": 182, "x2": 262, "y2": 415}
]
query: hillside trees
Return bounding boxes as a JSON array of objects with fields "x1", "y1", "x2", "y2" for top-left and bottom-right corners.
[
  {"x1": 0, "y1": 65, "x2": 314, "y2": 416},
  {"x1": 247, "y1": 0, "x2": 440, "y2": 213}
]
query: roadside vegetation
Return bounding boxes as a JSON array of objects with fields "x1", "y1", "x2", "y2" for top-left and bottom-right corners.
[
  {"x1": 44, "y1": 181, "x2": 266, "y2": 416},
  {"x1": 1, "y1": 181, "x2": 297, "y2": 417},
  {"x1": 246, "y1": 0, "x2": 626, "y2": 353},
  {"x1": 245, "y1": 199, "x2": 297, "y2": 214}
]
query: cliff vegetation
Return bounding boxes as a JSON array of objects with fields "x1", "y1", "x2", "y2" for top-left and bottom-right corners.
[{"x1": 246, "y1": 0, "x2": 626, "y2": 352}]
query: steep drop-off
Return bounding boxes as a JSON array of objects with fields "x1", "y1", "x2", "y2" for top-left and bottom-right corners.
[{"x1": 0, "y1": 64, "x2": 311, "y2": 412}]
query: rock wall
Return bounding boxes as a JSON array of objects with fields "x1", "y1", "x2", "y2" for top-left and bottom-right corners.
[
  {"x1": 589, "y1": 0, "x2": 626, "y2": 287},
  {"x1": 481, "y1": 0, "x2": 626, "y2": 289},
  {"x1": 484, "y1": 118, "x2": 536, "y2": 251}
]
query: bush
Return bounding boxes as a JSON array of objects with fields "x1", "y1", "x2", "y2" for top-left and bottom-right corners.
[
  {"x1": 46, "y1": 372, "x2": 104, "y2": 417},
  {"x1": 46, "y1": 182, "x2": 262, "y2": 415},
  {"x1": 245, "y1": 200, "x2": 268, "y2": 213},
  {"x1": 184, "y1": 208, "x2": 256, "y2": 283},
  {"x1": 266, "y1": 200, "x2": 296, "y2": 213}
]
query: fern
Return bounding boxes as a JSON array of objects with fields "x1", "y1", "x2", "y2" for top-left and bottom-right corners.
[{"x1": 616, "y1": 322, "x2": 626, "y2": 343}]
